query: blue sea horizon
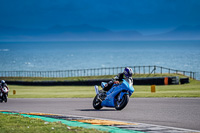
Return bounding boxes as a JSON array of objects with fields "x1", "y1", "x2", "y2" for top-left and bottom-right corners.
[{"x1": 0, "y1": 40, "x2": 200, "y2": 79}]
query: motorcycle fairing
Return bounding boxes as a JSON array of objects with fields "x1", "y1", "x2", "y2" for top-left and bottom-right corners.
[
  {"x1": 122, "y1": 79, "x2": 134, "y2": 96},
  {"x1": 101, "y1": 79, "x2": 134, "y2": 107}
]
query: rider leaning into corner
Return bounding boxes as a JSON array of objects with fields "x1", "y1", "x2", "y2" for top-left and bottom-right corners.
[
  {"x1": 0, "y1": 80, "x2": 9, "y2": 97},
  {"x1": 103, "y1": 67, "x2": 133, "y2": 92}
]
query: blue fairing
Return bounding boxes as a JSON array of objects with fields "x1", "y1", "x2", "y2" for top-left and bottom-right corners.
[{"x1": 101, "y1": 79, "x2": 134, "y2": 107}]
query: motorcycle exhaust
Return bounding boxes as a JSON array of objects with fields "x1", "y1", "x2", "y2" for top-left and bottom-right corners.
[{"x1": 94, "y1": 85, "x2": 99, "y2": 94}]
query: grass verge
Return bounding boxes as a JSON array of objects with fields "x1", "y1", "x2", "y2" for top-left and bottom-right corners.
[
  {"x1": 1, "y1": 74, "x2": 200, "y2": 98},
  {"x1": 0, "y1": 113, "x2": 106, "y2": 133},
  {"x1": 6, "y1": 78, "x2": 200, "y2": 98}
]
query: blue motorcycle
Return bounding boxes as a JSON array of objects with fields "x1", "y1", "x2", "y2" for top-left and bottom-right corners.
[{"x1": 93, "y1": 78, "x2": 134, "y2": 110}]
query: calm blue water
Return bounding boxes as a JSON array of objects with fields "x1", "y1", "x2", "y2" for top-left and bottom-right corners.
[{"x1": 0, "y1": 41, "x2": 200, "y2": 79}]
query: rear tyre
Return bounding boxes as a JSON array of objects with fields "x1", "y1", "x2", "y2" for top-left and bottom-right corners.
[
  {"x1": 93, "y1": 95, "x2": 102, "y2": 110},
  {"x1": 115, "y1": 94, "x2": 129, "y2": 110}
]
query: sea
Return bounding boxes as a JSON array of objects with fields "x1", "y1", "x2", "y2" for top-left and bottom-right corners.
[{"x1": 0, "y1": 40, "x2": 200, "y2": 79}]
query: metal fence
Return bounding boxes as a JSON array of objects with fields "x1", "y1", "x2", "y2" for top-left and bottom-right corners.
[{"x1": 0, "y1": 66, "x2": 197, "y2": 79}]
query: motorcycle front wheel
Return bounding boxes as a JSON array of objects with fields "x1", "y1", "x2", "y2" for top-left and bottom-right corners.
[
  {"x1": 115, "y1": 94, "x2": 129, "y2": 110},
  {"x1": 93, "y1": 95, "x2": 102, "y2": 110},
  {"x1": 3, "y1": 94, "x2": 7, "y2": 103}
]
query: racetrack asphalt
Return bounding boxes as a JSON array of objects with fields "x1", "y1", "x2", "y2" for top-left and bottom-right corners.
[{"x1": 0, "y1": 98, "x2": 200, "y2": 131}]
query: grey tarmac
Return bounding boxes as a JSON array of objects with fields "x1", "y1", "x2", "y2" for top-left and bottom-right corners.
[{"x1": 0, "y1": 98, "x2": 200, "y2": 132}]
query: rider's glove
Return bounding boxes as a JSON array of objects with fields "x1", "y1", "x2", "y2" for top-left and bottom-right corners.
[
  {"x1": 113, "y1": 76, "x2": 119, "y2": 80},
  {"x1": 114, "y1": 81, "x2": 119, "y2": 84}
]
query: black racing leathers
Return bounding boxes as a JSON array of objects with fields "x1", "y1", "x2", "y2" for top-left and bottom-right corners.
[{"x1": 103, "y1": 73, "x2": 124, "y2": 91}]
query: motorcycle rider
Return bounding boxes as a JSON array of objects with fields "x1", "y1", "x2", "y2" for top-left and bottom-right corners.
[
  {"x1": 103, "y1": 67, "x2": 133, "y2": 92},
  {"x1": 0, "y1": 80, "x2": 9, "y2": 97}
]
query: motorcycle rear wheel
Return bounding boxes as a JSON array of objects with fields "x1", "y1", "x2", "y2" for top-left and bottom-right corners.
[
  {"x1": 115, "y1": 94, "x2": 129, "y2": 110},
  {"x1": 93, "y1": 95, "x2": 102, "y2": 110}
]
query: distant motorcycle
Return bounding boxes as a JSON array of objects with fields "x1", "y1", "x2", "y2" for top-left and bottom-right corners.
[
  {"x1": 0, "y1": 87, "x2": 9, "y2": 103},
  {"x1": 93, "y1": 78, "x2": 134, "y2": 110}
]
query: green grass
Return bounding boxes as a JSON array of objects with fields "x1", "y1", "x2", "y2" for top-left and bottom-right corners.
[
  {"x1": 132, "y1": 84, "x2": 200, "y2": 97},
  {"x1": 9, "y1": 86, "x2": 95, "y2": 98},
  {"x1": 7, "y1": 78, "x2": 200, "y2": 98},
  {"x1": 0, "y1": 113, "x2": 106, "y2": 133},
  {"x1": 2, "y1": 73, "x2": 200, "y2": 98}
]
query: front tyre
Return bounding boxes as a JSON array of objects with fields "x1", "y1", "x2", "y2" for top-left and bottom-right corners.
[
  {"x1": 4, "y1": 95, "x2": 7, "y2": 103},
  {"x1": 93, "y1": 95, "x2": 102, "y2": 110},
  {"x1": 115, "y1": 94, "x2": 129, "y2": 110},
  {"x1": 2, "y1": 94, "x2": 7, "y2": 103}
]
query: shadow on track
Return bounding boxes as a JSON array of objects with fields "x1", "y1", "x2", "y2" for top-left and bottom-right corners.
[{"x1": 78, "y1": 109, "x2": 116, "y2": 111}]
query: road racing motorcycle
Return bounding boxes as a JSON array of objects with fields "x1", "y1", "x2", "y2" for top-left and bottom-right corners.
[
  {"x1": 0, "y1": 87, "x2": 9, "y2": 103},
  {"x1": 93, "y1": 78, "x2": 134, "y2": 110}
]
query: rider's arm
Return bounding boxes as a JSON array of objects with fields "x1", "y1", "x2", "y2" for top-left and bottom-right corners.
[
  {"x1": 113, "y1": 73, "x2": 123, "y2": 80},
  {"x1": 117, "y1": 73, "x2": 124, "y2": 81},
  {"x1": 6, "y1": 85, "x2": 9, "y2": 91}
]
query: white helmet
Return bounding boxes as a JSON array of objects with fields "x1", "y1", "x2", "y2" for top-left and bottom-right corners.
[{"x1": 1, "y1": 80, "x2": 6, "y2": 86}]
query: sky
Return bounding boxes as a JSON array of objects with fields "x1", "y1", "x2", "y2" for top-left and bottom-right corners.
[{"x1": 0, "y1": 0, "x2": 200, "y2": 35}]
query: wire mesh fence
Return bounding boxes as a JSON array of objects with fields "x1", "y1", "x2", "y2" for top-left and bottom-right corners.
[{"x1": 0, "y1": 66, "x2": 197, "y2": 79}]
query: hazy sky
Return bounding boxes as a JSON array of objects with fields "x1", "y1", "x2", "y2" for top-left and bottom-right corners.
[{"x1": 0, "y1": 0, "x2": 200, "y2": 35}]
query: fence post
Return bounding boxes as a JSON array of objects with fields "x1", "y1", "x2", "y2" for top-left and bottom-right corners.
[
  {"x1": 149, "y1": 66, "x2": 150, "y2": 74},
  {"x1": 183, "y1": 71, "x2": 185, "y2": 76},
  {"x1": 134, "y1": 66, "x2": 136, "y2": 75},
  {"x1": 193, "y1": 72, "x2": 195, "y2": 79},
  {"x1": 139, "y1": 66, "x2": 140, "y2": 74},
  {"x1": 86, "y1": 69, "x2": 89, "y2": 76}
]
